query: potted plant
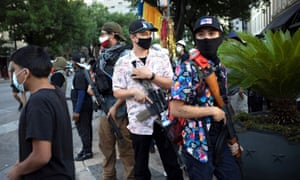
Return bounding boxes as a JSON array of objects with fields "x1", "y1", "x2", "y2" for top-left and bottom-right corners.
[{"x1": 219, "y1": 29, "x2": 300, "y2": 180}]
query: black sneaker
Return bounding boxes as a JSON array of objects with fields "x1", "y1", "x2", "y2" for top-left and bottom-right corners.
[
  {"x1": 74, "y1": 150, "x2": 84, "y2": 160},
  {"x1": 18, "y1": 103, "x2": 23, "y2": 111},
  {"x1": 77, "y1": 150, "x2": 85, "y2": 157},
  {"x1": 75, "y1": 152, "x2": 93, "y2": 161}
]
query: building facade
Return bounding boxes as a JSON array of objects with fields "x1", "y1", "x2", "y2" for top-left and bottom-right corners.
[
  {"x1": 248, "y1": 0, "x2": 300, "y2": 35},
  {"x1": 231, "y1": 18, "x2": 245, "y2": 32},
  {"x1": 85, "y1": 0, "x2": 133, "y2": 13}
]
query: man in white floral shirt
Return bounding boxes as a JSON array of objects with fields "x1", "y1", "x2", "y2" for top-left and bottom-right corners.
[{"x1": 112, "y1": 19, "x2": 183, "y2": 180}]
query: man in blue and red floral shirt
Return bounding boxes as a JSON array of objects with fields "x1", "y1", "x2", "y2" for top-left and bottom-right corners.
[{"x1": 169, "y1": 16, "x2": 242, "y2": 180}]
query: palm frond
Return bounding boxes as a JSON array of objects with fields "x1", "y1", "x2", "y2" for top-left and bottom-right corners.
[{"x1": 219, "y1": 29, "x2": 300, "y2": 100}]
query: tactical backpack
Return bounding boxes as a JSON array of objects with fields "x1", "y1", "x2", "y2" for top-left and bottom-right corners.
[{"x1": 94, "y1": 44, "x2": 127, "y2": 95}]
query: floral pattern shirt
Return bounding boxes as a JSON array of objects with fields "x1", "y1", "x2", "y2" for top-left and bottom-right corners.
[
  {"x1": 171, "y1": 59, "x2": 227, "y2": 163},
  {"x1": 112, "y1": 49, "x2": 173, "y2": 135}
]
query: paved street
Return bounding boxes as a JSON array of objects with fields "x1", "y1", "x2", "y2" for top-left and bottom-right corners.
[
  {"x1": 0, "y1": 79, "x2": 23, "y2": 176},
  {"x1": 0, "y1": 76, "x2": 185, "y2": 179}
]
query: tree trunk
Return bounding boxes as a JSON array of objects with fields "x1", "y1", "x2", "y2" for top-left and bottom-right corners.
[{"x1": 269, "y1": 98, "x2": 298, "y2": 125}]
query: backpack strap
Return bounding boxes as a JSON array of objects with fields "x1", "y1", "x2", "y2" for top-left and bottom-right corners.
[{"x1": 98, "y1": 44, "x2": 127, "y2": 79}]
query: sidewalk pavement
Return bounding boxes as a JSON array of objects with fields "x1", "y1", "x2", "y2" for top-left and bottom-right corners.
[
  {"x1": 0, "y1": 78, "x2": 9, "y2": 83},
  {"x1": 73, "y1": 110, "x2": 173, "y2": 180}
]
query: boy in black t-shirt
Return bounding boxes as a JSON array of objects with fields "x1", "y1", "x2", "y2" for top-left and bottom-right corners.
[{"x1": 7, "y1": 45, "x2": 75, "y2": 180}]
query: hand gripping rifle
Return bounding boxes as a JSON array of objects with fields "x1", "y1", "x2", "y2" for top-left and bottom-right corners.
[
  {"x1": 189, "y1": 49, "x2": 242, "y2": 159},
  {"x1": 83, "y1": 69, "x2": 125, "y2": 146},
  {"x1": 131, "y1": 61, "x2": 170, "y2": 127}
]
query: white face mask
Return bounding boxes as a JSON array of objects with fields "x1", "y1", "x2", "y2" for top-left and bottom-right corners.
[
  {"x1": 176, "y1": 46, "x2": 183, "y2": 53},
  {"x1": 99, "y1": 35, "x2": 110, "y2": 48},
  {"x1": 99, "y1": 35, "x2": 109, "y2": 43},
  {"x1": 12, "y1": 69, "x2": 25, "y2": 92}
]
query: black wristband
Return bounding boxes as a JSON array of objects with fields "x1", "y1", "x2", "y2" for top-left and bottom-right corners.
[{"x1": 150, "y1": 72, "x2": 155, "y2": 81}]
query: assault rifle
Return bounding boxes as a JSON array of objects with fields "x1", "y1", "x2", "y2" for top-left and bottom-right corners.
[
  {"x1": 205, "y1": 72, "x2": 242, "y2": 159},
  {"x1": 83, "y1": 70, "x2": 125, "y2": 146},
  {"x1": 136, "y1": 88, "x2": 170, "y2": 126},
  {"x1": 190, "y1": 49, "x2": 242, "y2": 159},
  {"x1": 132, "y1": 61, "x2": 170, "y2": 127}
]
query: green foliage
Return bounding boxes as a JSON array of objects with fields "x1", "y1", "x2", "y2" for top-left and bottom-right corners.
[
  {"x1": 220, "y1": 29, "x2": 300, "y2": 137},
  {"x1": 0, "y1": 0, "x2": 137, "y2": 56},
  {"x1": 86, "y1": 2, "x2": 136, "y2": 44},
  {"x1": 105, "y1": 12, "x2": 137, "y2": 45},
  {"x1": 219, "y1": 29, "x2": 300, "y2": 101},
  {"x1": 143, "y1": 0, "x2": 270, "y2": 40},
  {"x1": 85, "y1": 2, "x2": 110, "y2": 46}
]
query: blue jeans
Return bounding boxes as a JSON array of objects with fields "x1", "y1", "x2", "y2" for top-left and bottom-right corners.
[{"x1": 182, "y1": 143, "x2": 242, "y2": 180}]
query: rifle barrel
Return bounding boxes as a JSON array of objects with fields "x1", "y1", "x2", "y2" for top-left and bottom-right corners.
[{"x1": 83, "y1": 70, "x2": 124, "y2": 143}]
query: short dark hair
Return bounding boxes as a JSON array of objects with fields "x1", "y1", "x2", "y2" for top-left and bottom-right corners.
[{"x1": 10, "y1": 45, "x2": 52, "y2": 78}]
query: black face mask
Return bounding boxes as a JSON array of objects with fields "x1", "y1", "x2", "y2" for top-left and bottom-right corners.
[
  {"x1": 137, "y1": 37, "x2": 152, "y2": 50},
  {"x1": 195, "y1": 37, "x2": 222, "y2": 63}
]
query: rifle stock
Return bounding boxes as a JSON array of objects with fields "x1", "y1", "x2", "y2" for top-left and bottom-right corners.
[{"x1": 83, "y1": 70, "x2": 125, "y2": 146}]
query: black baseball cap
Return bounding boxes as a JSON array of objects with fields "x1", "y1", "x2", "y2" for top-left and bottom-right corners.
[
  {"x1": 193, "y1": 16, "x2": 223, "y2": 33},
  {"x1": 129, "y1": 19, "x2": 158, "y2": 34},
  {"x1": 71, "y1": 53, "x2": 82, "y2": 63}
]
